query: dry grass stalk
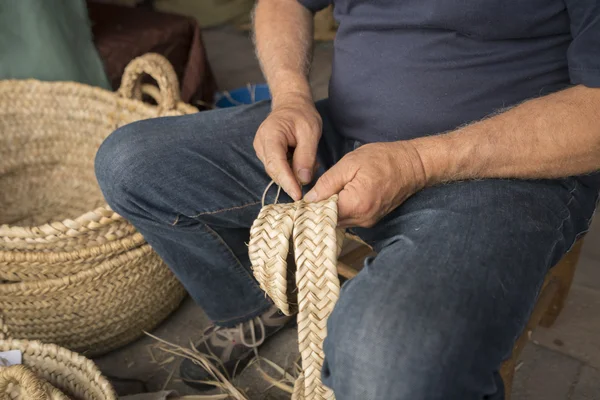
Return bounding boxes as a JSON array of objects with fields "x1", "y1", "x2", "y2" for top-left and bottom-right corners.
[
  {"x1": 248, "y1": 356, "x2": 300, "y2": 395},
  {"x1": 147, "y1": 332, "x2": 305, "y2": 400},
  {"x1": 146, "y1": 332, "x2": 249, "y2": 400}
]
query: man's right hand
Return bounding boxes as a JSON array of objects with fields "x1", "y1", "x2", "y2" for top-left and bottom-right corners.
[{"x1": 254, "y1": 94, "x2": 322, "y2": 201}]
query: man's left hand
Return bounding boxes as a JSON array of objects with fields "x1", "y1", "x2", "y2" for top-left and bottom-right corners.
[{"x1": 304, "y1": 141, "x2": 428, "y2": 228}]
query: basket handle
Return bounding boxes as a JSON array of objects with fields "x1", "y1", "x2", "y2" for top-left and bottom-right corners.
[
  {"x1": 141, "y1": 84, "x2": 200, "y2": 114},
  {"x1": 118, "y1": 53, "x2": 181, "y2": 111},
  {"x1": 0, "y1": 365, "x2": 47, "y2": 400}
]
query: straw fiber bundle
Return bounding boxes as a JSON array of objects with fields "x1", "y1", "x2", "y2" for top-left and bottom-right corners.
[
  {"x1": 0, "y1": 337, "x2": 116, "y2": 400},
  {"x1": 249, "y1": 193, "x2": 344, "y2": 400},
  {"x1": 0, "y1": 53, "x2": 191, "y2": 356}
]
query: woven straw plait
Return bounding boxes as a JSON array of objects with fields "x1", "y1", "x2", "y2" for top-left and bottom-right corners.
[
  {"x1": 0, "y1": 339, "x2": 116, "y2": 400},
  {"x1": 249, "y1": 195, "x2": 344, "y2": 400},
  {"x1": 0, "y1": 53, "x2": 191, "y2": 355}
]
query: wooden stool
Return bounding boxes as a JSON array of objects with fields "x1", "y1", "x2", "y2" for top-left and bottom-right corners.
[{"x1": 336, "y1": 238, "x2": 584, "y2": 399}]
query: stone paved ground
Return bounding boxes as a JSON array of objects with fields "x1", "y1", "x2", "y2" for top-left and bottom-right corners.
[{"x1": 94, "y1": 26, "x2": 600, "y2": 400}]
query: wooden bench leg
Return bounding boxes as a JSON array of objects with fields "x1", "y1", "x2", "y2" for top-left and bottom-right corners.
[
  {"x1": 500, "y1": 360, "x2": 516, "y2": 400},
  {"x1": 501, "y1": 239, "x2": 584, "y2": 397},
  {"x1": 539, "y1": 240, "x2": 583, "y2": 328},
  {"x1": 500, "y1": 278, "x2": 560, "y2": 399}
]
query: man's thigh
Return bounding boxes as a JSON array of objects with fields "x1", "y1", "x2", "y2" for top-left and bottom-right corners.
[
  {"x1": 96, "y1": 99, "x2": 345, "y2": 229},
  {"x1": 323, "y1": 178, "x2": 597, "y2": 399}
]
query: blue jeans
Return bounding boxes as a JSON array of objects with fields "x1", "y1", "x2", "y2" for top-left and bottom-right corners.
[{"x1": 95, "y1": 100, "x2": 597, "y2": 400}]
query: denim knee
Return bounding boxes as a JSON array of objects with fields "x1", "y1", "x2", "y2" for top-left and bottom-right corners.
[
  {"x1": 321, "y1": 276, "x2": 501, "y2": 400},
  {"x1": 95, "y1": 120, "x2": 148, "y2": 214}
]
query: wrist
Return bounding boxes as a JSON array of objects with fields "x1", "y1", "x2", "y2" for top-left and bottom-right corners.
[
  {"x1": 408, "y1": 129, "x2": 485, "y2": 186},
  {"x1": 272, "y1": 91, "x2": 313, "y2": 111},
  {"x1": 405, "y1": 135, "x2": 454, "y2": 187},
  {"x1": 269, "y1": 71, "x2": 313, "y2": 109}
]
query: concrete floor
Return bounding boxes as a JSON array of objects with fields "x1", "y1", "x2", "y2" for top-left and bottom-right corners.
[{"x1": 94, "y1": 26, "x2": 600, "y2": 399}]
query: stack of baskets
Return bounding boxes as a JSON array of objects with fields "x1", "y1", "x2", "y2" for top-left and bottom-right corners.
[{"x1": 0, "y1": 53, "x2": 194, "y2": 357}]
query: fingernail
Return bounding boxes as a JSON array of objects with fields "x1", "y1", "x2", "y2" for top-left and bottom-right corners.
[
  {"x1": 304, "y1": 190, "x2": 317, "y2": 202},
  {"x1": 291, "y1": 190, "x2": 302, "y2": 201},
  {"x1": 298, "y1": 168, "x2": 312, "y2": 184}
]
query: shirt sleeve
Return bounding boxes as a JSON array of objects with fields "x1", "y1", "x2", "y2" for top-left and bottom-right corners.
[
  {"x1": 565, "y1": 0, "x2": 600, "y2": 87},
  {"x1": 297, "y1": 0, "x2": 331, "y2": 13}
]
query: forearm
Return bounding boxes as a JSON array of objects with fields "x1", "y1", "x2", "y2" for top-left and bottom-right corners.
[
  {"x1": 253, "y1": 0, "x2": 314, "y2": 107},
  {"x1": 412, "y1": 85, "x2": 600, "y2": 185}
]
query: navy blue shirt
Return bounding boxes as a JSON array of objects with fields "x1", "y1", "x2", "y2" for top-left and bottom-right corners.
[{"x1": 299, "y1": 0, "x2": 600, "y2": 143}]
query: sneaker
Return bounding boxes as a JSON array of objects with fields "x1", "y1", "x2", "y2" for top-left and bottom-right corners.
[{"x1": 180, "y1": 306, "x2": 294, "y2": 391}]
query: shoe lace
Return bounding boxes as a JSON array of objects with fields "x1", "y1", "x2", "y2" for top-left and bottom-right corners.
[{"x1": 213, "y1": 317, "x2": 267, "y2": 350}]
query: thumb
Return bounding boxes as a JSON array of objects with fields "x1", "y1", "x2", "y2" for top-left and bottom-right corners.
[
  {"x1": 304, "y1": 160, "x2": 353, "y2": 202},
  {"x1": 292, "y1": 134, "x2": 319, "y2": 185}
]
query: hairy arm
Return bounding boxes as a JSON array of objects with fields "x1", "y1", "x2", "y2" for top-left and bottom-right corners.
[
  {"x1": 305, "y1": 85, "x2": 600, "y2": 227},
  {"x1": 253, "y1": 0, "x2": 313, "y2": 107},
  {"x1": 253, "y1": 0, "x2": 320, "y2": 200},
  {"x1": 414, "y1": 85, "x2": 600, "y2": 185}
]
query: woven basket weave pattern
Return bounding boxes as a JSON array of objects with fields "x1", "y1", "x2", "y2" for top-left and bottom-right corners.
[{"x1": 0, "y1": 53, "x2": 192, "y2": 355}]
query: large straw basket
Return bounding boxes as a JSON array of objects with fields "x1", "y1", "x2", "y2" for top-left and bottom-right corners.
[
  {"x1": 0, "y1": 338, "x2": 117, "y2": 400},
  {"x1": 0, "y1": 53, "x2": 191, "y2": 356}
]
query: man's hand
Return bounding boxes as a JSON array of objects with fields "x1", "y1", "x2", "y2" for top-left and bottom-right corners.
[
  {"x1": 254, "y1": 95, "x2": 322, "y2": 200},
  {"x1": 304, "y1": 142, "x2": 427, "y2": 227}
]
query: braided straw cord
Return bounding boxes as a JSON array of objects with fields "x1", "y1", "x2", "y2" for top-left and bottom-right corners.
[
  {"x1": 249, "y1": 204, "x2": 297, "y2": 316},
  {"x1": 293, "y1": 198, "x2": 343, "y2": 400},
  {"x1": 250, "y1": 195, "x2": 343, "y2": 399},
  {"x1": 0, "y1": 339, "x2": 116, "y2": 400},
  {"x1": 0, "y1": 53, "x2": 192, "y2": 355},
  {"x1": 0, "y1": 365, "x2": 68, "y2": 400}
]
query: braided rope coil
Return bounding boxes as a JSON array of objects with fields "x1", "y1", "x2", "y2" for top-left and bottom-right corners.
[
  {"x1": 0, "y1": 339, "x2": 116, "y2": 400},
  {"x1": 0, "y1": 365, "x2": 68, "y2": 400},
  {"x1": 249, "y1": 195, "x2": 344, "y2": 400}
]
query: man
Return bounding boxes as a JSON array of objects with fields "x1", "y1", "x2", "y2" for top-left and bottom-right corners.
[{"x1": 95, "y1": 0, "x2": 600, "y2": 398}]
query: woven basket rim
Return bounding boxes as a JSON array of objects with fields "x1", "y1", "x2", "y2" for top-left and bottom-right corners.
[
  {"x1": 0, "y1": 233, "x2": 145, "y2": 262},
  {"x1": 0, "y1": 206, "x2": 123, "y2": 239},
  {"x1": 0, "y1": 79, "x2": 159, "y2": 112},
  {"x1": 0, "y1": 244, "x2": 153, "y2": 295}
]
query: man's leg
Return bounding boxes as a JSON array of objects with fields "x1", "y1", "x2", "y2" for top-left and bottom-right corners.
[
  {"x1": 95, "y1": 99, "x2": 348, "y2": 387},
  {"x1": 96, "y1": 100, "x2": 345, "y2": 324},
  {"x1": 322, "y1": 178, "x2": 597, "y2": 400}
]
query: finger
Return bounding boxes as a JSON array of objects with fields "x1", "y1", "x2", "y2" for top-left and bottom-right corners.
[
  {"x1": 292, "y1": 134, "x2": 319, "y2": 185},
  {"x1": 263, "y1": 136, "x2": 302, "y2": 200},
  {"x1": 304, "y1": 159, "x2": 356, "y2": 202}
]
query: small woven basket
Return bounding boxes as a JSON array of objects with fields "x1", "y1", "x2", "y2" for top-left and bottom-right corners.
[
  {"x1": 0, "y1": 338, "x2": 117, "y2": 400},
  {"x1": 0, "y1": 53, "x2": 191, "y2": 356}
]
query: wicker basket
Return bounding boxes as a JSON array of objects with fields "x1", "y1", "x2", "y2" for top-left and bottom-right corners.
[
  {"x1": 0, "y1": 338, "x2": 117, "y2": 400},
  {"x1": 0, "y1": 53, "x2": 191, "y2": 356}
]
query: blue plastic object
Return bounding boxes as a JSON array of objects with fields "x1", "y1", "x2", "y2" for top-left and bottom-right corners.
[{"x1": 215, "y1": 84, "x2": 271, "y2": 108}]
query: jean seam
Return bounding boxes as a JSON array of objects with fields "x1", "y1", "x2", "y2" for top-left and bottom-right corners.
[
  {"x1": 564, "y1": 188, "x2": 600, "y2": 252},
  {"x1": 187, "y1": 201, "x2": 261, "y2": 219},
  {"x1": 213, "y1": 302, "x2": 273, "y2": 325},
  {"x1": 200, "y1": 222, "x2": 264, "y2": 292},
  {"x1": 545, "y1": 181, "x2": 578, "y2": 267}
]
